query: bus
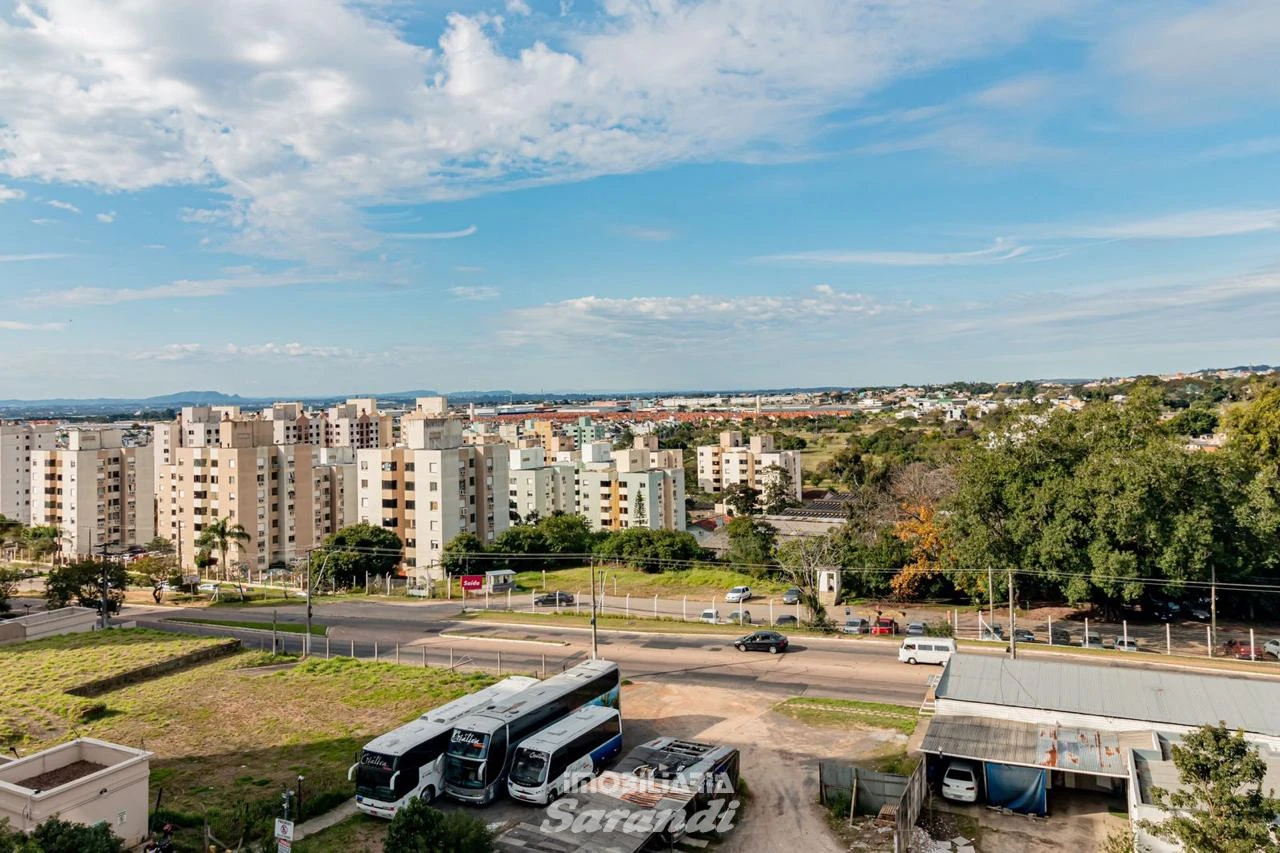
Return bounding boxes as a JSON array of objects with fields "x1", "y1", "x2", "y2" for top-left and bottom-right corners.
[
  {"x1": 507, "y1": 705, "x2": 623, "y2": 805},
  {"x1": 443, "y1": 659, "x2": 620, "y2": 804},
  {"x1": 349, "y1": 675, "x2": 539, "y2": 818}
]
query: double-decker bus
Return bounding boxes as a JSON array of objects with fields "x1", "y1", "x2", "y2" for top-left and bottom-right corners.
[
  {"x1": 443, "y1": 659, "x2": 620, "y2": 804},
  {"x1": 507, "y1": 705, "x2": 623, "y2": 805},
  {"x1": 349, "y1": 676, "x2": 539, "y2": 818}
]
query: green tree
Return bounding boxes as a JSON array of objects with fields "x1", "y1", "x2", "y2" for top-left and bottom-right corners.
[
  {"x1": 45, "y1": 559, "x2": 126, "y2": 610},
  {"x1": 21, "y1": 526, "x2": 60, "y2": 563},
  {"x1": 0, "y1": 567, "x2": 19, "y2": 615},
  {"x1": 312, "y1": 523, "x2": 403, "y2": 588},
  {"x1": 536, "y1": 514, "x2": 595, "y2": 561},
  {"x1": 1225, "y1": 384, "x2": 1280, "y2": 459},
  {"x1": 132, "y1": 554, "x2": 179, "y2": 604},
  {"x1": 145, "y1": 536, "x2": 175, "y2": 556},
  {"x1": 1144, "y1": 722, "x2": 1280, "y2": 853},
  {"x1": 761, "y1": 465, "x2": 798, "y2": 515},
  {"x1": 776, "y1": 535, "x2": 840, "y2": 628},
  {"x1": 725, "y1": 516, "x2": 777, "y2": 570},
  {"x1": 441, "y1": 532, "x2": 488, "y2": 574},
  {"x1": 1168, "y1": 406, "x2": 1219, "y2": 438},
  {"x1": 721, "y1": 483, "x2": 760, "y2": 517},
  {"x1": 594, "y1": 528, "x2": 704, "y2": 572},
  {"x1": 196, "y1": 516, "x2": 250, "y2": 583},
  {"x1": 0, "y1": 815, "x2": 125, "y2": 853},
  {"x1": 384, "y1": 798, "x2": 493, "y2": 853},
  {"x1": 492, "y1": 525, "x2": 548, "y2": 568}
]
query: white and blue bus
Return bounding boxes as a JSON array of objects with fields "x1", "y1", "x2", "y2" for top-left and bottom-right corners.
[
  {"x1": 443, "y1": 659, "x2": 620, "y2": 804},
  {"x1": 349, "y1": 676, "x2": 539, "y2": 818},
  {"x1": 507, "y1": 705, "x2": 623, "y2": 805}
]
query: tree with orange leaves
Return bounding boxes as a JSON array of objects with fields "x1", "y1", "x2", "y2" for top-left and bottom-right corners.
[{"x1": 891, "y1": 503, "x2": 942, "y2": 599}]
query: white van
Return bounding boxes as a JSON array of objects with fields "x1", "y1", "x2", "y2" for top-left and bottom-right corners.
[
  {"x1": 898, "y1": 638, "x2": 956, "y2": 665},
  {"x1": 700, "y1": 608, "x2": 720, "y2": 624}
]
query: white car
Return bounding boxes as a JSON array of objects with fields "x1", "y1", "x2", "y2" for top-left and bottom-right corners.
[
  {"x1": 1265, "y1": 639, "x2": 1280, "y2": 660},
  {"x1": 725, "y1": 586, "x2": 753, "y2": 603},
  {"x1": 941, "y1": 761, "x2": 978, "y2": 803},
  {"x1": 1114, "y1": 638, "x2": 1140, "y2": 652}
]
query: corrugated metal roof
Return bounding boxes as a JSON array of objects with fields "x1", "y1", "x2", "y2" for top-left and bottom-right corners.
[
  {"x1": 920, "y1": 716, "x2": 1129, "y2": 777},
  {"x1": 936, "y1": 655, "x2": 1280, "y2": 737}
]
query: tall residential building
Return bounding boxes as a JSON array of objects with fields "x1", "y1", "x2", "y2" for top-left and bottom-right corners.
[
  {"x1": 155, "y1": 417, "x2": 357, "y2": 573},
  {"x1": 696, "y1": 431, "x2": 802, "y2": 503},
  {"x1": 261, "y1": 398, "x2": 393, "y2": 449},
  {"x1": 30, "y1": 429, "x2": 155, "y2": 558},
  {"x1": 0, "y1": 422, "x2": 56, "y2": 523},
  {"x1": 356, "y1": 398, "x2": 509, "y2": 582},
  {"x1": 508, "y1": 446, "x2": 578, "y2": 522},
  {"x1": 565, "y1": 416, "x2": 605, "y2": 447}
]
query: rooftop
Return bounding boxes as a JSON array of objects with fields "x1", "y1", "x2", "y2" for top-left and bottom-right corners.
[
  {"x1": 936, "y1": 655, "x2": 1280, "y2": 738},
  {"x1": 920, "y1": 715, "x2": 1143, "y2": 777}
]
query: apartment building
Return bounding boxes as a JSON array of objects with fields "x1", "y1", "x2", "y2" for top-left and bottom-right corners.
[
  {"x1": 576, "y1": 435, "x2": 685, "y2": 532},
  {"x1": 29, "y1": 429, "x2": 155, "y2": 558},
  {"x1": 356, "y1": 399, "x2": 509, "y2": 582},
  {"x1": 508, "y1": 446, "x2": 578, "y2": 522},
  {"x1": 696, "y1": 431, "x2": 802, "y2": 503},
  {"x1": 155, "y1": 417, "x2": 357, "y2": 573},
  {"x1": 0, "y1": 422, "x2": 56, "y2": 523},
  {"x1": 565, "y1": 416, "x2": 606, "y2": 447}
]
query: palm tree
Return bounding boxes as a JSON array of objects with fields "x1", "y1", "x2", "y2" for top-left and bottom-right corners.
[{"x1": 197, "y1": 516, "x2": 250, "y2": 585}]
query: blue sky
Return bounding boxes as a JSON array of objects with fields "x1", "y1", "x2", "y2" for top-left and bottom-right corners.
[{"x1": 1, "y1": 0, "x2": 1278, "y2": 398}]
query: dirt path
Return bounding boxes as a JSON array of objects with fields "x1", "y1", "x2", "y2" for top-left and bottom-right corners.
[{"x1": 623, "y1": 682, "x2": 907, "y2": 853}]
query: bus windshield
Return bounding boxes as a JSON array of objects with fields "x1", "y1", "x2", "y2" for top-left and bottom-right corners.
[
  {"x1": 509, "y1": 749, "x2": 549, "y2": 787},
  {"x1": 447, "y1": 730, "x2": 489, "y2": 759},
  {"x1": 445, "y1": 756, "x2": 485, "y2": 789},
  {"x1": 355, "y1": 751, "x2": 398, "y2": 801}
]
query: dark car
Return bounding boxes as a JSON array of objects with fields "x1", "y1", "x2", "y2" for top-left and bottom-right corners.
[
  {"x1": 1012, "y1": 628, "x2": 1036, "y2": 643},
  {"x1": 781, "y1": 587, "x2": 802, "y2": 605},
  {"x1": 734, "y1": 631, "x2": 789, "y2": 654},
  {"x1": 840, "y1": 618, "x2": 870, "y2": 634},
  {"x1": 533, "y1": 591, "x2": 574, "y2": 606},
  {"x1": 82, "y1": 597, "x2": 121, "y2": 614},
  {"x1": 775, "y1": 614, "x2": 799, "y2": 628}
]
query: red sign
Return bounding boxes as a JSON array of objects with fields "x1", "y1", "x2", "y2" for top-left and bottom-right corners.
[{"x1": 461, "y1": 575, "x2": 483, "y2": 592}]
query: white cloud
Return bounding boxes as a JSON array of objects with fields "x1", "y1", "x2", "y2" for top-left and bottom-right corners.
[
  {"x1": 613, "y1": 225, "x2": 675, "y2": 241},
  {"x1": 131, "y1": 341, "x2": 359, "y2": 361},
  {"x1": 970, "y1": 74, "x2": 1057, "y2": 109},
  {"x1": 30, "y1": 218, "x2": 57, "y2": 226},
  {"x1": 0, "y1": 320, "x2": 66, "y2": 331},
  {"x1": 454, "y1": 265, "x2": 483, "y2": 273},
  {"x1": 129, "y1": 343, "x2": 204, "y2": 361},
  {"x1": 0, "y1": 253, "x2": 67, "y2": 262},
  {"x1": 754, "y1": 239, "x2": 1032, "y2": 266},
  {"x1": 47, "y1": 200, "x2": 81, "y2": 214},
  {"x1": 144, "y1": 244, "x2": 166, "y2": 250},
  {"x1": 96, "y1": 211, "x2": 116, "y2": 223},
  {"x1": 1048, "y1": 208, "x2": 1280, "y2": 240},
  {"x1": 0, "y1": 0, "x2": 1073, "y2": 258},
  {"x1": 22, "y1": 269, "x2": 352, "y2": 307},
  {"x1": 0, "y1": 184, "x2": 24, "y2": 202},
  {"x1": 506, "y1": 0, "x2": 532, "y2": 15},
  {"x1": 449, "y1": 285, "x2": 499, "y2": 301},
  {"x1": 386, "y1": 225, "x2": 478, "y2": 240}
]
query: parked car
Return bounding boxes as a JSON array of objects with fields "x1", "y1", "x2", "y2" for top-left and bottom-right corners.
[
  {"x1": 727, "y1": 609, "x2": 753, "y2": 625},
  {"x1": 534, "y1": 591, "x2": 574, "y2": 606},
  {"x1": 981, "y1": 624, "x2": 1004, "y2": 641},
  {"x1": 775, "y1": 614, "x2": 799, "y2": 628},
  {"x1": 734, "y1": 631, "x2": 789, "y2": 654},
  {"x1": 725, "y1": 586, "x2": 753, "y2": 603},
  {"x1": 1189, "y1": 603, "x2": 1211, "y2": 622},
  {"x1": 781, "y1": 587, "x2": 801, "y2": 605},
  {"x1": 700, "y1": 608, "x2": 720, "y2": 624},
  {"x1": 871, "y1": 618, "x2": 898, "y2": 636},
  {"x1": 1011, "y1": 628, "x2": 1036, "y2": 643},
  {"x1": 1082, "y1": 631, "x2": 1102, "y2": 648},
  {"x1": 941, "y1": 761, "x2": 979, "y2": 803},
  {"x1": 1264, "y1": 639, "x2": 1280, "y2": 660},
  {"x1": 839, "y1": 618, "x2": 869, "y2": 634},
  {"x1": 905, "y1": 622, "x2": 926, "y2": 636},
  {"x1": 1225, "y1": 639, "x2": 1268, "y2": 660},
  {"x1": 1048, "y1": 627, "x2": 1071, "y2": 645},
  {"x1": 82, "y1": 597, "x2": 121, "y2": 614},
  {"x1": 1151, "y1": 601, "x2": 1183, "y2": 623},
  {"x1": 1114, "y1": 638, "x2": 1140, "y2": 652}
]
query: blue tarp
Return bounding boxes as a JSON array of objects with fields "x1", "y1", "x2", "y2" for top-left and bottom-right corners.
[{"x1": 984, "y1": 762, "x2": 1047, "y2": 816}]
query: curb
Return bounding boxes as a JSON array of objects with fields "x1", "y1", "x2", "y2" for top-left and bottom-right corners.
[
  {"x1": 438, "y1": 631, "x2": 569, "y2": 648},
  {"x1": 160, "y1": 618, "x2": 330, "y2": 638}
]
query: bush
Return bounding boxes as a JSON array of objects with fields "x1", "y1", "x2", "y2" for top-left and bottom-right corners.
[
  {"x1": 385, "y1": 798, "x2": 493, "y2": 853},
  {"x1": 925, "y1": 619, "x2": 954, "y2": 637}
]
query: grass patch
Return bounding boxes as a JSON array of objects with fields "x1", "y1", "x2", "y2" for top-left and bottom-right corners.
[
  {"x1": 169, "y1": 617, "x2": 328, "y2": 636},
  {"x1": 0, "y1": 628, "x2": 228, "y2": 747},
  {"x1": 773, "y1": 697, "x2": 919, "y2": 735},
  {"x1": 512, "y1": 565, "x2": 792, "y2": 598},
  {"x1": 293, "y1": 814, "x2": 386, "y2": 853},
  {"x1": 866, "y1": 749, "x2": 920, "y2": 776}
]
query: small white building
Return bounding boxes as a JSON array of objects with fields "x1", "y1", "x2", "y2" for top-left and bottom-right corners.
[{"x1": 0, "y1": 738, "x2": 153, "y2": 847}]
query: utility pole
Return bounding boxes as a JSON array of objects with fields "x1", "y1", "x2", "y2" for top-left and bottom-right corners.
[
  {"x1": 98, "y1": 545, "x2": 111, "y2": 630},
  {"x1": 1008, "y1": 568, "x2": 1016, "y2": 660},
  {"x1": 590, "y1": 557, "x2": 599, "y2": 661},
  {"x1": 987, "y1": 566, "x2": 994, "y2": 638},
  {"x1": 305, "y1": 553, "x2": 313, "y2": 658},
  {"x1": 1210, "y1": 565, "x2": 1217, "y2": 650}
]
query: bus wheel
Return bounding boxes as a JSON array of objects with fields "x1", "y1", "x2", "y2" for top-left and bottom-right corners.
[
  {"x1": 424, "y1": 786, "x2": 436, "y2": 801},
  {"x1": 907, "y1": 657, "x2": 917, "y2": 665}
]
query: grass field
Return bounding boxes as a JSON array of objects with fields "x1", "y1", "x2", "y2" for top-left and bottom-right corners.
[
  {"x1": 168, "y1": 616, "x2": 328, "y2": 636},
  {"x1": 3, "y1": 629, "x2": 496, "y2": 851},
  {"x1": 513, "y1": 565, "x2": 791, "y2": 598},
  {"x1": 772, "y1": 697, "x2": 919, "y2": 735},
  {"x1": 294, "y1": 814, "x2": 386, "y2": 853}
]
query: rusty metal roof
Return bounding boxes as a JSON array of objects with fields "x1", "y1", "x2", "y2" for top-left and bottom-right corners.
[{"x1": 920, "y1": 715, "x2": 1129, "y2": 777}]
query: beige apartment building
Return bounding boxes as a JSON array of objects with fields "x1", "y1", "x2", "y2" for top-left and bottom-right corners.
[
  {"x1": 29, "y1": 429, "x2": 155, "y2": 558},
  {"x1": 508, "y1": 446, "x2": 578, "y2": 522},
  {"x1": 696, "y1": 431, "x2": 802, "y2": 504},
  {"x1": 0, "y1": 422, "x2": 55, "y2": 523},
  {"x1": 260, "y1": 398, "x2": 393, "y2": 448},
  {"x1": 155, "y1": 417, "x2": 357, "y2": 573},
  {"x1": 356, "y1": 399, "x2": 509, "y2": 582}
]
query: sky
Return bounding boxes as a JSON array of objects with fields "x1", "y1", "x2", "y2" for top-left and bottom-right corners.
[{"x1": 0, "y1": 0, "x2": 1278, "y2": 399}]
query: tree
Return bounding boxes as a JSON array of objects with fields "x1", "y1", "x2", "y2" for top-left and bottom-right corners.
[
  {"x1": 442, "y1": 532, "x2": 488, "y2": 574},
  {"x1": 0, "y1": 567, "x2": 19, "y2": 615},
  {"x1": 196, "y1": 516, "x2": 250, "y2": 583},
  {"x1": 725, "y1": 516, "x2": 777, "y2": 571},
  {"x1": 1144, "y1": 722, "x2": 1280, "y2": 852},
  {"x1": 492, "y1": 525, "x2": 548, "y2": 568},
  {"x1": 312, "y1": 523, "x2": 403, "y2": 588},
  {"x1": 776, "y1": 536, "x2": 840, "y2": 627},
  {"x1": 1168, "y1": 406, "x2": 1219, "y2": 438},
  {"x1": 760, "y1": 465, "x2": 798, "y2": 515},
  {"x1": 45, "y1": 559, "x2": 126, "y2": 610},
  {"x1": 890, "y1": 504, "x2": 943, "y2": 599},
  {"x1": 594, "y1": 528, "x2": 704, "y2": 572},
  {"x1": 384, "y1": 797, "x2": 493, "y2": 853},
  {"x1": 132, "y1": 554, "x2": 179, "y2": 604},
  {"x1": 537, "y1": 514, "x2": 595, "y2": 560},
  {"x1": 21, "y1": 526, "x2": 60, "y2": 563},
  {"x1": 0, "y1": 815, "x2": 124, "y2": 853},
  {"x1": 145, "y1": 536, "x2": 175, "y2": 556},
  {"x1": 722, "y1": 483, "x2": 760, "y2": 517},
  {"x1": 632, "y1": 490, "x2": 647, "y2": 524}
]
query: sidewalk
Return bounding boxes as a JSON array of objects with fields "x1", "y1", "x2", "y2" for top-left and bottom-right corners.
[{"x1": 293, "y1": 799, "x2": 359, "y2": 841}]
